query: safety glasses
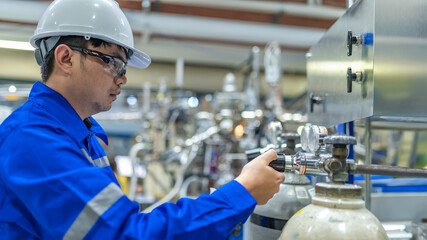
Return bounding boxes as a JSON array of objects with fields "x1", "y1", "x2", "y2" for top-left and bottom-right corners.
[{"x1": 68, "y1": 45, "x2": 127, "y2": 77}]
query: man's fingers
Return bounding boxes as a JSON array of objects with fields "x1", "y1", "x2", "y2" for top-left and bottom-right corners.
[
  {"x1": 260, "y1": 149, "x2": 278, "y2": 164},
  {"x1": 278, "y1": 173, "x2": 286, "y2": 182}
]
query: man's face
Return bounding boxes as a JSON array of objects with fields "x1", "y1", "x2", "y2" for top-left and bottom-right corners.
[{"x1": 73, "y1": 43, "x2": 128, "y2": 115}]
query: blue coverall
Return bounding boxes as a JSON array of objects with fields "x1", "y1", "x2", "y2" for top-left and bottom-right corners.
[{"x1": 0, "y1": 81, "x2": 256, "y2": 239}]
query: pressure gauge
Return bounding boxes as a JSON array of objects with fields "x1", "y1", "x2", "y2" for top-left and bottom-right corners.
[
  {"x1": 300, "y1": 124, "x2": 328, "y2": 153},
  {"x1": 300, "y1": 124, "x2": 311, "y2": 152}
]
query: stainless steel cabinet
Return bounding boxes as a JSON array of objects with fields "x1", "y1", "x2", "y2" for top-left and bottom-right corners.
[{"x1": 307, "y1": 0, "x2": 427, "y2": 127}]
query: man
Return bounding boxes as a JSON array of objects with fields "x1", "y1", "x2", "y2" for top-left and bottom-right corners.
[{"x1": 0, "y1": 0, "x2": 285, "y2": 239}]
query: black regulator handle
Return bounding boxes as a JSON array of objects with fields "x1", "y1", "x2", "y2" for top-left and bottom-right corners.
[{"x1": 245, "y1": 149, "x2": 286, "y2": 172}]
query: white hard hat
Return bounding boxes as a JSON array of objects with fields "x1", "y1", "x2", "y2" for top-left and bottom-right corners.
[{"x1": 30, "y1": 0, "x2": 151, "y2": 68}]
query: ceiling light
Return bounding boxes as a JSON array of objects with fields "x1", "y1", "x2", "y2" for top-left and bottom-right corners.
[
  {"x1": 0, "y1": 40, "x2": 35, "y2": 51},
  {"x1": 8, "y1": 85, "x2": 17, "y2": 93}
]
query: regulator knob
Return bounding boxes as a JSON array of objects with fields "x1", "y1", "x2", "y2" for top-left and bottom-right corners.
[
  {"x1": 281, "y1": 132, "x2": 299, "y2": 141},
  {"x1": 324, "y1": 134, "x2": 357, "y2": 146}
]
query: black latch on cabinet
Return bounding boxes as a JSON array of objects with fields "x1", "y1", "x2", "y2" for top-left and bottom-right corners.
[
  {"x1": 347, "y1": 67, "x2": 363, "y2": 93},
  {"x1": 347, "y1": 30, "x2": 363, "y2": 56},
  {"x1": 310, "y1": 93, "x2": 326, "y2": 113}
]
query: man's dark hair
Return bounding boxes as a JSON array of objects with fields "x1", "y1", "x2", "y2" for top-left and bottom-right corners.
[{"x1": 40, "y1": 36, "x2": 115, "y2": 82}]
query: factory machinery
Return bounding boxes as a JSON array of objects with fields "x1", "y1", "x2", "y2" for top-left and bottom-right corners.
[
  {"x1": 124, "y1": 45, "x2": 267, "y2": 213},
  {"x1": 123, "y1": 0, "x2": 427, "y2": 236},
  {"x1": 122, "y1": 40, "x2": 301, "y2": 240}
]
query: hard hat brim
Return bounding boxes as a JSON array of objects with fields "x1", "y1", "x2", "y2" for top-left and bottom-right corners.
[{"x1": 128, "y1": 48, "x2": 151, "y2": 69}]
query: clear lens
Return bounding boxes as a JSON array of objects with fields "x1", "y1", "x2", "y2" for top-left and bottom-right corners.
[
  {"x1": 105, "y1": 58, "x2": 126, "y2": 77},
  {"x1": 68, "y1": 45, "x2": 127, "y2": 77}
]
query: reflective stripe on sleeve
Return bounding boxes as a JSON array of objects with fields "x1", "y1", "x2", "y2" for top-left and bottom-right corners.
[
  {"x1": 63, "y1": 183, "x2": 124, "y2": 240},
  {"x1": 80, "y1": 149, "x2": 110, "y2": 168},
  {"x1": 92, "y1": 156, "x2": 110, "y2": 168}
]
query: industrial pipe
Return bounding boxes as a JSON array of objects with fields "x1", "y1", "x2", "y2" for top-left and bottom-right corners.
[
  {"x1": 128, "y1": 142, "x2": 148, "y2": 201},
  {"x1": 142, "y1": 144, "x2": 199, "y2": 213},
  {"x1": 354, "y1": 164, "x2": 427, "y2": 178},
  {"x1": 142, "y1": 126, "x2": 219, "y2": 213},
  {"x1": 0, "y1": 1, "x2": 326, "y2": 48},
  {"x1": 150, "y1": 0, "x2": 345, "y2": 19}
]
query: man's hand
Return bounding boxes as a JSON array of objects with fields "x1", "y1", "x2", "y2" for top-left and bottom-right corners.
[{"x1": 235, "y1": 149, "x2": 285, "y2": 205}]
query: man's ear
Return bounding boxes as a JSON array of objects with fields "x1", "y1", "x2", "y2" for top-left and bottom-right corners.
[{"x1": 54, "y1": 44, "x2": 74, "y2": 75}]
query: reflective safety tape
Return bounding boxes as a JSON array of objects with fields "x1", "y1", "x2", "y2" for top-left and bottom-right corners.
[
  {"x1": 80, "y1": 149, "x2": 110, "y2": 168},
  {"x1": 63, "y1": 183, "x2": 124, "y2": 240},
  {"x1": 93, "y1": 156, "x2": 110, "y2": 168}
]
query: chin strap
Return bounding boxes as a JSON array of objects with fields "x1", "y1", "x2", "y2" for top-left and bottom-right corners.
[{"x1": 34, "y1": 36, "x2": 61, "y2": 66}]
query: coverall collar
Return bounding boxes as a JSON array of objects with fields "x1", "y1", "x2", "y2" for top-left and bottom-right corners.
[{"x1": 28, "y1": 81, "x2": 109, "y2": 145}]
